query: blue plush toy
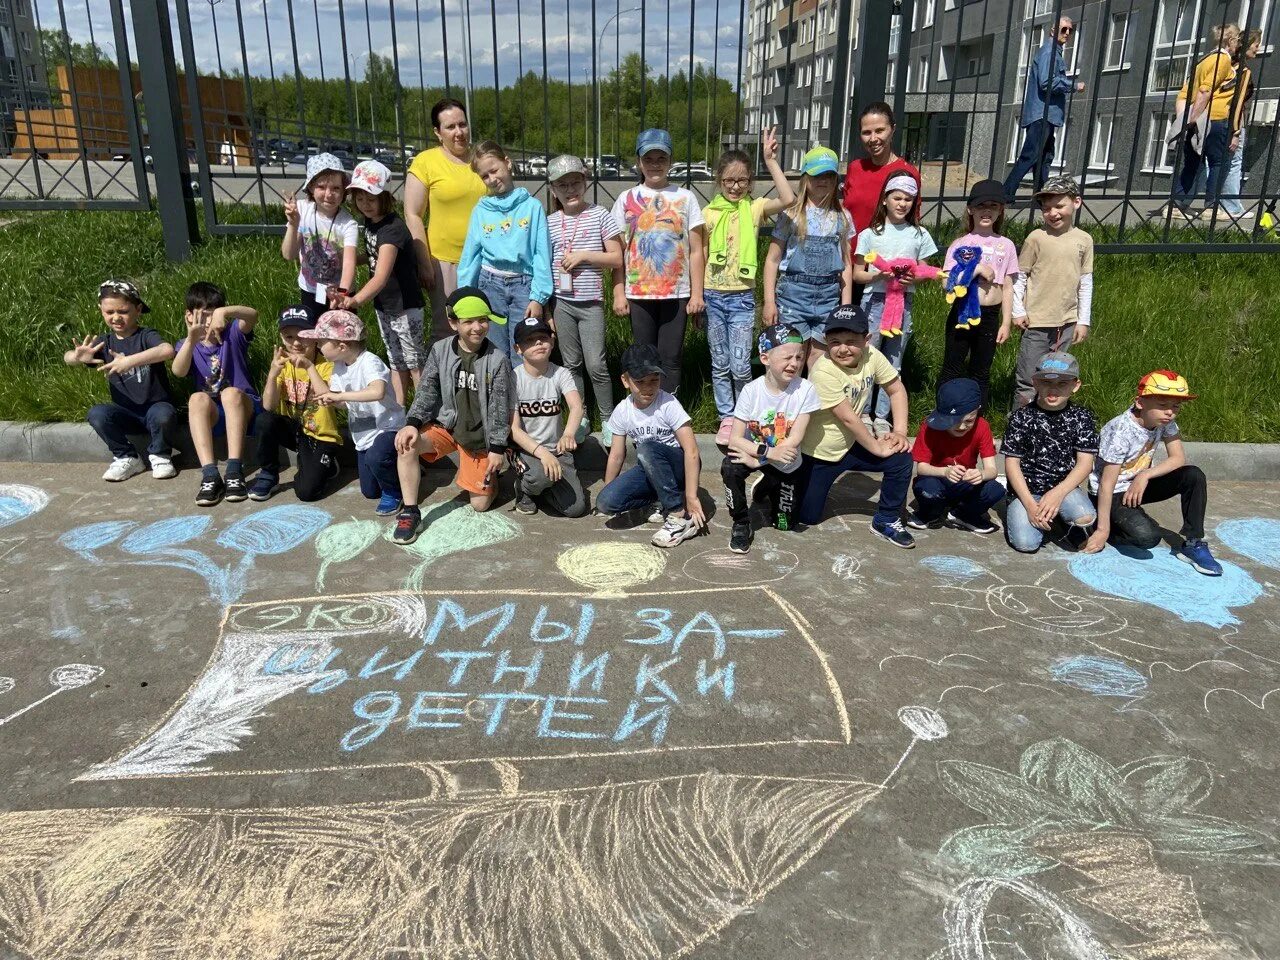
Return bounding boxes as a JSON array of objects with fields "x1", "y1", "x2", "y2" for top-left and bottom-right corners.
[{"x1": 944, "y1": 245, "x2": 983, "y2": 330}]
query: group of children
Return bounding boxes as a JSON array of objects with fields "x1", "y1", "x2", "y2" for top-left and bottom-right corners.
[{"x1": 62, "y1": 118, "x2": 1223, "y2": 575}]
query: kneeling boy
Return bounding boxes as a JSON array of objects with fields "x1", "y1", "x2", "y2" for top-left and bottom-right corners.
[{"x1": 909, "y1": 377, "x2": 1005, "y2": 534}]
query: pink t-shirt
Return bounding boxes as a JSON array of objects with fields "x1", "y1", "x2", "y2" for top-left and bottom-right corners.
[{"x1": 944, "y1": 233, "x2": 1020, "y2": 286}]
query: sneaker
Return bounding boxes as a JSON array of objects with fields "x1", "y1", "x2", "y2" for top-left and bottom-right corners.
[
  {"x1": 906, "y1": 508, "x2": 945, "y2": 530},
  {"x1": 375, "y1": 492, "x2": 403, "y2": 516},
  {"x1": 870, "y1": 516, "x2": 916, "y2": 549},
  {"x1": 647, "y1": 506, "x2": 666, "y2": 524},
  {"x1": 248, "y1": 472, "x2": 277, "y2": 502},
  {"x1": 1178, "y1": 539, "x2": 1223, "y2": 577},
  {"x1": 948, "y1": 511, "x2": 1000, "y2": 535},
  {"x1": 196, "y1": 475, "x2": 225, "y2": 507},
  {"x1": 600, "y1": 423, "x2": 614, "y2": 448},
  {"x1": 514, "y1": 491, "x2": 538, "y2": 515},
  {"x1": 652, "y1": 514, "x2": 700, "y2": 548},
  {"x1": 716, "y1": 416, "x2": 735, "y2": 445},
  {"x1": 392, "y1": 508, "x2": 422, "y2": 545},
  {"x1": 872, "y1": 417, "x2": 892, "y2": 436},
  {"x1": 102, "y1": 456, "x2": 144, "y2": 482},
  {"x1": 730, "y1": 521, "x2": 753, "y2": 554},
  {"x1": 224, "y1": 475, "x2": 248, "y2": 503},
  {"x1": 575, "y1": 420, "x2": 591, "y2": 444},
  {"x1": 148, "y1": 454, "x2": 177, "y2": 480}
]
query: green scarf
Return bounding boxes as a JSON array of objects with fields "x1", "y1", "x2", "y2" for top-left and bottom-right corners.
[{"x1": 706, "y1": 194, "x2": 757, "y2": 282}]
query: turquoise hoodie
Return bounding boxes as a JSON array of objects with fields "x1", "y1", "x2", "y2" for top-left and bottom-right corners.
[{"x1": 457, "y1": 187, "x2": 553, "y2": 305}]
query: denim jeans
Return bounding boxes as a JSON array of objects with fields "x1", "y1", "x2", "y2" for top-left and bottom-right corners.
[
  {"x1": 87, "y1": 401, "x2": 176, "y2": 459},
  {"x1": 596, "y1": 440, "x2": 686, "y2": 516},
  {"x1": 1003, "y1": 119, "x2": 1057, "y2": 197},
  {"x1": 775, "y1": 275, "x2": 841, "y2": 344},
  {"x1": 1005, "y1": 487, "x2": 1096, "y2": 553},
  {"x1": 356, "y1": 430, "x2": 402, "y2": 501},
  {"x1": 863, "y1": 290, "x2": 911, "y2": 420},
  {"x1": 704, "y1": 289, "x2": 756, "y2": 418},
  {"x1": 796, "y1": 446, "x2": 912, "y2": 527},
  {"x1": 1216, "y1": 130, "x2": 1246, "y2": 217},
  {"x1": 478, "y1": 269, "x2": 532, "y2": 365},
  {"x1": 552, "y1": 299, "x2": 615, "y2": 419},
  {"x1": 913, "y1": 475, "x2": 1006, "y2": 523},
  {"x1": 1176, "y1": 119, "x2": 1231, "y2": 209}
]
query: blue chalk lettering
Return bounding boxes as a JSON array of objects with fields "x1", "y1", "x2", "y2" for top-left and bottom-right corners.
[
  {"x1": 537, "y1": 696, "x2": 608, "y2": 739},
  {"x1": 436, "y1": 650, "x2": 494, "y2": 685},
  {"x1": 262, "y1": 643, "x2": 347, "y2": 694},
  {"x1": 671, "y1": 612, "x2": 727, "y2": 658},
  {"x1": 696, "y1": 659, "x2": 735, "y2": 700},
  {"x1": 358, "y1": 646, "x2": 426, "y2": 682},
  {"x1": 406, "y1": 691, "x2": 468, "y2": 730},
  {"x1": 633, "y1": 655, "x2": 680, "y2": 703},
  {"x1": 422, "y1": 600, "x2": 516, "y2": 647},
  {"x1": 477, "y1": 691, "x2": 544, "y2": 735},
  {"x1": 567, "y1": 651, "x2": 610, "y2": 694},
  {"x1": 724, "y1": 629, "x2": 787, "y2": 639},
  {"x1": 613, "y1": 698, "x2": 671, "y2": 744},
  {"x1": 628, "y1": 608, "x2": 674, "y2": 647},
  {"x1": 491, "y1": 649, "x2": 544, "y2": 689},
  {"x1": 530, "y1": 602, "x2": 596, "y2": 646},
  {"x1": 341, "y1": 691, "x2": 401, "y2": 751}
]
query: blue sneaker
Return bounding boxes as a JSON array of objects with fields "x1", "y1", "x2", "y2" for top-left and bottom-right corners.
[
  {"x1": 375, "y1": 493, "x2": 403, "y2": 516},
  {"x1": 248, "y1": 472, "x2": 277, "y2": 502},
  {"x1": 870, "y1": 516, "x2": 916, "y2": 549},
  {"x1": 1178, "y1": 539, "x2": 1222, "y2": 576}
]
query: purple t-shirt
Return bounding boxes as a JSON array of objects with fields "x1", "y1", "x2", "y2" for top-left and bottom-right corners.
[{"x1": 177, "y1": 318, "x2": 258, "y2": 399}]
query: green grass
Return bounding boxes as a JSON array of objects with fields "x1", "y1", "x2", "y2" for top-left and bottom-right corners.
[{"x1": 3, "y1": 208, "x2": 1279, "y2": 441}]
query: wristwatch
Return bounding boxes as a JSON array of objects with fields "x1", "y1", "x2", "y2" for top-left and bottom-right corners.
[{"x1": 756, "y1": 442, "x2": 769, "y2": 464}]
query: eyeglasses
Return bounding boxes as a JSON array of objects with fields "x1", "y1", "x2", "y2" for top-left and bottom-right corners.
[
  {"x1": 721, "y1": 178, "x2": 752, "y2": 188},
  {"x1": 1059, "y1": 26, "x2": 1073, "y2": 34}
]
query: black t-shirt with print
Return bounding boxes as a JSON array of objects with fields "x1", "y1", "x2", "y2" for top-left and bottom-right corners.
[
  {"x1": 1000, "y1": 401, "x2": 1099, "y2": 496},
  {"x1": 364, "y1": 213, "x2": 424, "y2": 314},
  {"x1": 453, "y1": 348, "x2": 487, "y2": 454},
  {"x1": 92, "y1": 326, "x2": 174, "y2": 413}
]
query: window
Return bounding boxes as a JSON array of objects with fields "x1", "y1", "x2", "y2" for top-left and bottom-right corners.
[
  {"x1": 1239, "y1": 0, "x2": 1275, "y2": 48},
  {"x1": 889, "y1": 14, "x2": 901, "y2": 51},
  {"x1": 1088, "y1": 115, "x2": 1115, "y2": 169},
  {"x1": 1104, "y1": 13, "x2": 1129, "y2": 69},
  {"x1": 1007, "y1": 116, "x2": 1070, "y2": 169},
  {"x1": 886, "y1": 59, "x2": 897, "y2": 92},
  {"x1": 1025, "y1": 0, "x2": 1053, "y2": 16},
  {"x1": 938, "y1": 47, "x2": 951, "y2": 82},
  {"x1": 1144, "y1": 110, "x2": 1178, "y2": 173},
  {"x1": 916, "y1": 54, "x2": 929, "y2": 91},
  {"x1": 1016, "y1": 24, "x2": 1047, "y2": 92},
  {"x1": 924, "y1": 0, "x2": 936, "y2": 27},
  {"x1": 826, "y1": 55, "x2": 833, "y2": 81},
  {"x1": 823, "y1": 103, "x2": 830, "y2": 128},
  {"x1": 23, "y1": 63, "x2": 34, "y2": 83},
  {"x1": 1151, "y1": 0, "x2": 1203, "y2": 91},
  {"x1": 20, "y1": 30, "x2": 30, "y2": 52},
  {"x1": 1062, "y1": 25, "x2": 1081, "y2": 75}
]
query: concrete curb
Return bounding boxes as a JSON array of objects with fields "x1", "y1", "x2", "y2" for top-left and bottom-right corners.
[{"x1": 4, "y1": 420, "x2": 1280, "y2": 481}]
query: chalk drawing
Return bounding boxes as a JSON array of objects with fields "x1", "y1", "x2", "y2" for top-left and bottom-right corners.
[
  {"x1": 1203, "y1": 686, "x2": 1280, "y2": 715},
  {"x1": 557, "y1": 542, "x2": 667, "y2": 596},
  {"x1": 0, "y1": 678, "x2": 12, "y2": 696},
  {"x1": 0, "y1": 663, "x2": 104, "y2": 730},
  {"x1": 1049, "y1": 656, "x2": 1149, "y2": 699},
  {"x1": 936, "y1": 684, "x2": 1003, "y2": 704},
  {"x1": 388, "y1": 500, "x2": 520, "y2": 591},
  {"x1": 934, "y1": 582, "x2": 1129, "y2": 638},
  {"x1": 1217, "y1": 517, "x2": 1280, "y2": 570},
  {"x1": 313, "y1": 518, "x2": 381, "y2": 590},
  {"x1": 879, "y1": 653, "x2": 989, "y2": 671},
  {"x1": 57, "y1": 519, "x2": 137, "y2": 562},
  {"x1": 944, "y1": 876, "x2": 1112, "y2": 959},
  {"x1": 881, "y1": 705, "x2": 950, "y2": 787},
  {"x1": 921, "y1": 555, "x2": 989, "y2": 581},
  {"x1": 681, "y1": 547, "x2": 798, "y2": 586},
  {"x1": 0, "y1": 484, "x2": 49, "y2": 531},
  {"x1": 1068, "y1": 545, "x2": 1262, "y2": 629},
  {"x1": 830, "y1": 553, "x2": 865, "y2": 584}
]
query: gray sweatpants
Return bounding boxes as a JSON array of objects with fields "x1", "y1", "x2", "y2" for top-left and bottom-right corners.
[
  {"x1": 516, "y1": 449, "x2": 588, "y2": 517},
  {"x1": 552, "y1": 299, "x2": 615, "y2": 419},
  {"x1": 1014, "y1": 323, "x2": 1076, "y2": 406}
]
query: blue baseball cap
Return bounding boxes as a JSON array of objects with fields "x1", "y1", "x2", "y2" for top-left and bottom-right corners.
[
  {"x1": 801, "y1": 147, "x2": 839, "y2": 176},
  {"x1": 1033, "y1": 351, "x2": 1081, "y2": 381},
  {"x1": 927, "y1": 378, "x2": 983, "y2": 429},
  {"x1": 636, "y1": 128, "x2": 673, "y2": 157},
  {"x1": 758, "y1": 324, "x2": 804, "y2": 355}
]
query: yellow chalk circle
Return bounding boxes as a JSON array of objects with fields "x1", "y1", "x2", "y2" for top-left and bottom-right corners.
[{"x1": 556, "y1": 543, "x2": 667, "y2": 595}]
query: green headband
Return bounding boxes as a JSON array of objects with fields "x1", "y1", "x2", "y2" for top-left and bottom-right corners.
[{"x1": 450, "y1": 296, "x2": 506, "y2": 324}]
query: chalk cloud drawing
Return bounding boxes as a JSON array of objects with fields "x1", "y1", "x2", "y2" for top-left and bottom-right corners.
[
  {"x1": 0, "y1": 484, "x2": 49, "y2": 530},
  {"x1": 313, "y1": 518, "x2": 381, "y2": 590},
  {"x1": 681, "y1": 546, "x2": 798, "y2": 585},
  {"x1": 0, "y1": 663, "x2": 104, "y2": 730},
  {"x1": 1068, "y1": 545, "x2": 1262, "y2": 629},
  {"x1": 1050, "y1": 655, "x2": 1149, "y2": 699},
  {"x1": 922, "y1": 555, "x2": 988, "y2": 581},
  {"x1": 387, "y1": 499, "x2": 520, "y2": 590},
  {"x1": 1217, "y1": 517, "x2": 1280, "y2": 570},
  {"x1": 557, "y1": 542, "x2": 667, "y2": 596}
]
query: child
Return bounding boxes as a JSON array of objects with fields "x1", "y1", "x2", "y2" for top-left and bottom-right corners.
[
  {"x1": 795, "y1": 305, "x2": 915, "y2": 547},
  {"x1": 704, "y1": 126, "x2": 796, "y2": 444},
  {"x1": 908, "y1": 377, "x2": 1005, "y2": 534},
  {"x1": 339, "y1": 159, "x2": 426, "y2": 408},
  {"x1": 545, "y1": 154, "x2": 624, "y2": 443},
  {"x1": 298, "y1": 310, "x2": 405, "y2": 516},
  {"x1": 391, "y1": 287, "x2": 514, "y2": 545},
  {"x1": 1001, "y1": 351, "x2": 1099, "y2": 553},
  {"x1": 282, "y1": 154, "x2": 358, "y2": 320},
  {"x1": 763, "y1": 147, "x2": 854, "y2": 369},
  {"x1": 457, "y1": 140, "x2": 553, "y2": 363},
  {"x1": 171, "y1": 282, "x2": 260, "y2": 507},
  {"x1": 721, "y1": 325, "x2": 819, "y2": 553},
  {"x1": 64, "y1": 279, "x2": 177, "y2": 482},
  {"x1": 1011, "y1": 174, "x2": 1094, "y2": 407},
  {"x1": 852, "y1": 173, "x2": 940, "y2": 424},
  {"x1": 251, "y1": 305, "x2": 344, "y2": 503},
  {"x1": 508, "y1": 316, "x2": 588, "y2": 518},
  {"x1": 938, "y1": 179, "x2": 1020, "y2": 412},
  {"x1": 598, "y1": 343, "x2": 706, "y2": 548},
  {"x1": 611, "y1": 129, "x2": 707, "y2": 394},
  {"x1": 1082, "y1": 370, "x2": 1221, "y2": 576}
]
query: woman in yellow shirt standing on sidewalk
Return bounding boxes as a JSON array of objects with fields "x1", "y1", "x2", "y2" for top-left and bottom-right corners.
[{"x1": 1167, "y1": 24, "x2": 1242, "y2": 219}]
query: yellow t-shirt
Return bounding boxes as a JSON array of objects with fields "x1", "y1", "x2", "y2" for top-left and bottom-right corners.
[
  {"x1": 802, "y1": 350, "x2": 899, "y2": 462},
  {"x1": 1179, "y1": 50, "x2": 1238, "y2": 122},
  {"x1": 407, "y1": 147, "x2": 488, "y2": 264},
  {"x1": 704, "y1": 196, "x2": 770, "y2": 292},
  {"x1": 1018, "y1": 227, "x2": 1093, "y2": 329},
  {"x1": 273, "y1": 360, "x2": 342, "y2": 445}
]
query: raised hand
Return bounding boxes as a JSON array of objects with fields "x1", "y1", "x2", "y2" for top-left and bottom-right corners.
[
  {"x1": 70, "y1": 335, "x2": 104, "y2": 366},
  {"x1": 762, "y1": 126, "x2": 779, "y2": 163},
  {"x1": 283, "y1": 191, "x2": 300, "y2": 226}
]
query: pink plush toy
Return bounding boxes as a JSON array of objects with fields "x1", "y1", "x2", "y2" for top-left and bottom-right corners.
[{"x1": 864, "y1": 252, "x2": 943, "y2": 338}]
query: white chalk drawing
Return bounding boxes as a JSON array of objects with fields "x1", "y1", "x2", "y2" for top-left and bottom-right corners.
[
  {"x1": 1203, "y1": 686, "x2": 1280, "y2": 715},
  {"x1": 0, "y1": 677, "x2": 13, "y2": 696},
  {"x1": 881, "y1": 706, "x2": 950, "y2": 787},
  {"x1": 943, "y1": 876, "x2": 1112, "y2": 960},
  {"x1": 0, "y1": 663, "x2": 104, "y2": 730},
  {"x1": 0, "y1": 484, "x2": 49, "y2": 531},
  {"x1": 681, "y1": 547, "x2": 799, "y2": 586},
  {"x1": 830, "y1": 553, "x2": 866, "y2": 585}
]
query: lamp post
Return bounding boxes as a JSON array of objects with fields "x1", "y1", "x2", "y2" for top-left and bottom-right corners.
[
  {"x1": 350, "y1": 52, "x2": 368, "y2": 133},
  {"x1": 595, "y1": 6, "x2": 640, "y2": 165}
]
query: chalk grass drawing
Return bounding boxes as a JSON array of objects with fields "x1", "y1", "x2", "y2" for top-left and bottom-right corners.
[
  {"x1": 1217, "y1": 517, "x2": 1280, "y2": 570},
  {"x1": 0, "y1": 664, "x2": 104, "y2": 730},
  {"x1": 0, "y1": 484, "x2": 49, "y2": 530},
  {"x1": 313, "y1": 518, "x2": 381, "y2": 590},
  {"x1": 388, "y1": 499, "x2": 520, "y2": 591}
]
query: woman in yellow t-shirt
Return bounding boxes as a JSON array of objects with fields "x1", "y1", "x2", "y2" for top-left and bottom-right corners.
[
  {"x1": 404, "y1": 98, "x2": 488, "y2": 341},
  {"x1": 1170, "y1": 24, "x2": 1241, "y2": 217}
]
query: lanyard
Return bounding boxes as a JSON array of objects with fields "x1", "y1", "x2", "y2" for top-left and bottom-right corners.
[{"x1": 558, "y1": 210, "x2": 588, "y2": 256}]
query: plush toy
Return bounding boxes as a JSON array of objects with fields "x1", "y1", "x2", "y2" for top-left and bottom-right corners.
[
  {"x1": 945, "y1": 245, "x2": 984, "y2": 331},
  {"x1": 864, "y1": 252, "x2": 943, "y2": 338}
]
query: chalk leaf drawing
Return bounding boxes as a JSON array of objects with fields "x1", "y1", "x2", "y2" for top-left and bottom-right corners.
[
  {"x1": 314, "y1": 518, "x2": 381, "y2": 590},
  {"x1": 386, "y1": 500, "x2": 520, "y2": 590},
  {"x1": 0, "y1": 484, "x2": 49, "y2": 530},
  {"x1": 58, "y1": 519, "x2": 137, "y2": 562},
  {"x1": 1217, "y1": 517, "x2": 1280, "y2": 570}
]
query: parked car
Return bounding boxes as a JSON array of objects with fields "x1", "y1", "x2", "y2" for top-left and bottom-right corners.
[{"x1": 670, "y1": 162, "x2": 713, "y2": 182}]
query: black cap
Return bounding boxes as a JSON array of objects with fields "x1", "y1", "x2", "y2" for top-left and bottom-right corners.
[
  {"x1": 513, "y1": 316, "x2": 555, "y2": 347},
  {"x1": 620, "y1": 343, "x2": 664, "y2": 378},
  {"x1": 926, "y1": 378, "x2": 983, "y2": 429},
  {"x1": 967, "y1": 178, "x2": 1006, "y2": 206},
  {"x1": 278, "y1": 304, "x2": 315, "y2": 331},
  {"x1": 823, "y1": 303, "x2": 870, "y2": 336}
]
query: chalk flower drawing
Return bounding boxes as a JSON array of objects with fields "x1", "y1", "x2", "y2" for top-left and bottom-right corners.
[{"x1": 0, "y1": 663, "x2": 105, "y2": 730}]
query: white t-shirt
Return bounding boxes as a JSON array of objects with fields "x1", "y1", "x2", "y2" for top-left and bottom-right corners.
[
  {"x1": 606, "y1": 390, "x2": 690, "y2": 448},
  {"x1": 296, "y1": 198, "x2": 359, "y2": 294},
  {"x1": 732, "y1": 376, "x2": 821, "y2": 475},
  {"x1": 327, "y1": 350, "x2": 406, "y2": 450},
  {"x1": 1090, "y1": 410, "x2": 1181, "y2": 495},
  {"x1": 514, "y1": 362, "x2": 578, "y2": 449},
  {"x1": 612, "y1": 184, "x2": 705, "y2": 299}
]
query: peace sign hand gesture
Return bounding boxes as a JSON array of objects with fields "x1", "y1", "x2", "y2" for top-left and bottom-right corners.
[{"x1": 762, "y1": 126, "x2": 780, "y2": 163}]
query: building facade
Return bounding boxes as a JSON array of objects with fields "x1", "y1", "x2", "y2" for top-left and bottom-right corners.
[{"x1": 0, "y1": 0, "x2": 49, "y2": 152}]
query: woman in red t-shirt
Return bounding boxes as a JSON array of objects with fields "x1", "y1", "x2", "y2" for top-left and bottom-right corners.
[{"x1": 842, "y1": 102, "x2": 922, "y2": 234}]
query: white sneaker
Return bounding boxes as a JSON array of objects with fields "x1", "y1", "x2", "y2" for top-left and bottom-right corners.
[
  {"x1": 647, "y1": 507, "x2": 666, "y2": 524},
  {"x1": 148, "y1": 454, "x2": 177, "y2": 479},
  {"x1": 652, "y1": 514, "x2": 699, "y2": 548},
  {"x1": 102, "y1": 456, "x2": 145, "y2": 482}
]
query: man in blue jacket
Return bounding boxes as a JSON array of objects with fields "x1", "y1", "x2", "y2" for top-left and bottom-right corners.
[{"x1": 1004, "y1": 18, "x2": 1085, "y2": 201}]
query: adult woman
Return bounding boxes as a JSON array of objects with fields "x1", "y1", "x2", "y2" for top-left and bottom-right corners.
[
  {"x1": 404, "y1": 98, "x2": 488, "y2": 340},
  {"x1": 841, "y1": 102, "x2": 922, "y2": 235},
  {"x1": 1168, "y1": 24, "x2": 1242, "y2": 217},
  {"x1": 1219, "y1": 29, "x2": 1262, "y2": 221}
]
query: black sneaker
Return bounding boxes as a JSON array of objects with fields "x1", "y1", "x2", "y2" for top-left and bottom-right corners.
[
  {"x1": 224, "y1": 475, "x2": 248, "y2": 503},
  {"x1": 514, "y1": 491, "x2": 538, "y2": 515},
  {"x1": 196, "y1": 475, "x2": 224, "y2": 507},
  {"x1": 248, "y1": 472, "x2": 277, "y2": 502},
  {"x1": 948, "y1": 511, "x2": 1000, "y2": 535},
  {"x1": 906, "y1": 508, "x2": 945, "y2": 530},
  {"x1": 730, "y1": 521, "x2": 753, "y2": 554},
  {"x1": 392, "y1": 508, "x2": 422, "y2": 545}
]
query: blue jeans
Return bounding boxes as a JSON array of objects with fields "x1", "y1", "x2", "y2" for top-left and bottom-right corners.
[
  {"x1": 796, "y1": 447, "x2": 912, "y2": 527},
  {"x1": 356, "y1": 430, "x2": 402, "y2": 501},
  {"x1": 1004, "y1": 487, "x2": 1096, "y2": 553},
  {"x1": 87, "y1": 401, "x2": 176, "y2": 459},
  {"x1": 1176, "y1": 119, "x2": 1231, "y2": 209},
  {"x1": 775, "y1": 275, "x2": 841, "y2": 345},
  {"x1": 913, "y1": 476, "x2": 1006, "y2": 523},
  {"x1": 1003, "y1": 119, "x2": 1057, "y2": 197},
  {"x1": 478, "y1": 269, "x2": 532, "y2": 365},
  {"x1": 863, "y1": 291, "x2": 911, "y2": 420},
  {"x1": 1218, "y1": 130, "x2": 1246, "y2": 216},
  {"x1": 596, "y1": 440, "x2": 686, "y2": 515},
  {"x1": 704, "y1": 289, "x2": 756, "y2": 418}
]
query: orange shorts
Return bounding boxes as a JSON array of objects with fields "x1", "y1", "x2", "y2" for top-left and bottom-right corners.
[{"x1": 418, "y1": 424, "x2": 495, "y2": 496}]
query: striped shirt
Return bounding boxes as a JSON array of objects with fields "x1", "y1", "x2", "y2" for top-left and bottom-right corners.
[{"x1": 547, "y1": 205, "x2": 622, "y2": 302}]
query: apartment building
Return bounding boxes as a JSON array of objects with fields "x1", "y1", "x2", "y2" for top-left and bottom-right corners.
[{"x1": 1, "y1": 0, "x2": 50, "y2": 153}]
